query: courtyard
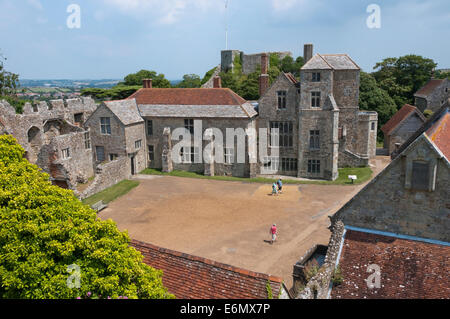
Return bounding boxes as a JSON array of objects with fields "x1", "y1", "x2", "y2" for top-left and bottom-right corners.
[{"x1": 98, "y1": 156, "x2": 390, "y2": 291}]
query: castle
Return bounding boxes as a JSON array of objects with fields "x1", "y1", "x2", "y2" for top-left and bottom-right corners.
[{"x1": 0, "y1": 44, "x2": 378, "y2": 197}]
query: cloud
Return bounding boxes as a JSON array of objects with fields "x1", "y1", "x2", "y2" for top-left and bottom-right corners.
[
  {"x1": 27, "y1": 0, "x2": 43, "y2": 11},
  {"x1": 103, "y1": 0, "x2": 220, "y2": 24}
]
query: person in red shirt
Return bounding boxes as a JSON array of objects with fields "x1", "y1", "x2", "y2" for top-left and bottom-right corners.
[{"x1": 270, "y1": 224, "x2": 277, "y2": 245}]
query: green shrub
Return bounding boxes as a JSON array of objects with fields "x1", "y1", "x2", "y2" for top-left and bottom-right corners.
[
  {"x1": 331, "y1": 266, "x2": 344, "y2": 287},
  {"x1": 0, "y1": 135, "x2": 173, "y2": 299}
]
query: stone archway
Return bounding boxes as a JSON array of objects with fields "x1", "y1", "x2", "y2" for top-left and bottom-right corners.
[{"x1": 27, "y1": 126, "x2": 42, "y2": 163}]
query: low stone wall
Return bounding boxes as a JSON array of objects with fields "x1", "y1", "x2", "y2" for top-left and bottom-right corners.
[
  {"x1": 338, "y1": 149, "x2": 369, "y2": 168},
  {"x1": 296, "y1": 221, "x2": 345, "y2": 299},
  {"x1": 78, "y1": 156, "x2": 130, "y2": 200}
]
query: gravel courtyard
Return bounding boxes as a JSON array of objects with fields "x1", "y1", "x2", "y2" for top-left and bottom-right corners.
[{"x1": 98, "y1": 157, "x2": 390, "y2": 291}]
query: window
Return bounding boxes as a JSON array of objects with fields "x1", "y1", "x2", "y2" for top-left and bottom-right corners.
[
  {"x1": 309, "y1": 130, "x2": 320, "y2": 150},
  {"x1": 281, "y1": 158, "x2": 298, "y2": 172},
  {"x1": 312, "y1": 72, "x2": 321, "y2": 82},
  {"x1": 147, "y1": 120, "x2": 153, "y2": 136},
  {"x1": 308, "y1": 160, "x2": 320, "y2": 174},
  {"x1": 61, "y1": 148, "x2": 70, "y2": 159},
  {"x1": 180, "y1": 147, "x2": 199, "y2": 163},
  {"x1": 184, "y1": 119, "x2": 194, "y2": 135},
  {"x1": 32, "y1": 104, "x2": 38, "y2": 112},
  {"x1": 84, "y1": 132, "x2": 91, "y2": 150},
  {"x1": 277, "y1": 91, "x2": 287, "y2": 109},
  {"x1": 411, "y1": 161, "x2": 429, "y2": 191},
  {"x1": 96, "y1": 146, "x2": 105, "y2": 162},
  {"x1": 224, "y1": 147, "x2": 234, "y2": 164},
  {"x1": 371, "y1": 122, "x2": 376, "y2": 131},
  {"x1": 109, "y1": 154, "x2": 118, "y2": 161},
  {"x1": 100, "y1": 117, "x2": 111, "y2": 135},
  {"x1": 263, "y1": 156, "x2": 280, "y2": 172},
  {"x1": 148, "y1": 145, "x2": 155, "y2": 161},
  {"x1": 135, "y1": 140, "x2": 142, "y2": 149},
  {"x1": 270, "y1": 121, "x2": 293, "y2": 148},
  {"x1": 311, "y1": 92, "x2": 321, "y2": 108},
  {"x1": 74, "y1": 113, "x2": 83, "y2": 124}
]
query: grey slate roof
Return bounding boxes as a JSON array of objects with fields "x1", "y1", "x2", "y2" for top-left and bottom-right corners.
[
  {"x1": 104, "y1": 99, "x2": 144, "y2": 126},
  {"x1": 139, "y1": 102, "x2": 257, "y2": 119},
  {"x1": 302, "y1": 54, "x2": 360, "y2": 70}
]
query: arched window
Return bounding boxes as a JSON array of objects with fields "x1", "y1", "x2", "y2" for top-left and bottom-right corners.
[{"x1": 27, "y1": 126, "x2": 41, "y2": 145}]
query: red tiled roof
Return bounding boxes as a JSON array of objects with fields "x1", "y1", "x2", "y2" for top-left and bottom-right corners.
[
  {"x1": 131, "y1": 240, "x2": 284, "y2": 299},
  {"x1": 426, "y1": 110, "x2": 450, "y2": 160},
  {"x1": 128, "y1": 88, "x2": 247, "y2": 106},
  {"x1": 381, "y1": 104, "x2": 423, "y2": 135},
  {"x1": 331, "y1": 230, "x2": 450, "y2": 299},
  {"x1": 415, "y1": 79, "x2": 445, "y2": 97}
]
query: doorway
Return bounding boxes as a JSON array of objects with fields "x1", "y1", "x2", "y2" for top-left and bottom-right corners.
[{"x1": 131, "y1": 156, "x2": 136, "y2": 175}]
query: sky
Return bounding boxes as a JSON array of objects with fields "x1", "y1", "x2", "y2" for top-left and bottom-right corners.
[{"x1": 0, "y1": 0, "x2": 449, "y2": 80}]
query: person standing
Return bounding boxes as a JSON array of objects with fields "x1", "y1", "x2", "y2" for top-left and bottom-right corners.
[
  {"x1": 277, "y1": 179, "x2": 283, "y2": 194},
  {"x1": 270, "y1": 224, "x2": 278, "y2": 244},
  {"x1": 272, "y1": 183, "x2": 278, "y2": 196}
]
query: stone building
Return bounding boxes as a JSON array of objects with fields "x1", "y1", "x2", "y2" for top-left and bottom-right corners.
[
  {"x1": 0, "y1": 97, "x2": 96, "y2": 189},
  {"x1": 296, "y1": 103, "x2": 449, "y2": 299},
  {"x1": 221, "y1": 50, "x2": 292, "y2": 74},
  {"x1": 84, "y1": 98, "x2": 146, "y2": 177},
  {"x1": 414, "y1": 78, "x2": 449, "y2": 113},
  {"x1": 257, "y1": 45, "x2": 378, "y2": 180},
  {"x1": 127, "y1": 78, "x2": 258, "y2": 178},
  {"x1": 381, "y1": 104, "x2": 426, "y2": 155}
]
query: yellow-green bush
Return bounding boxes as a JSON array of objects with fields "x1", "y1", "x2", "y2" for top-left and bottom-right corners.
[{"x1": 0, "y1": 135, "x2": 173, "y2": 299}]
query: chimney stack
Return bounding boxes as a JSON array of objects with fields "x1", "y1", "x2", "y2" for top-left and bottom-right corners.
[
  {"x1": 143, "y1": 78, "x2": 153, "y2": 88},
  {"x1": 259, "y1": 53, "x2": 270, "y2": 97},
  {"x1": 213, "y1": 76, "x2": 222, "y2": 88},
  {"x1": 303, "y1": 44, "x2": 313, "y2": 63}
]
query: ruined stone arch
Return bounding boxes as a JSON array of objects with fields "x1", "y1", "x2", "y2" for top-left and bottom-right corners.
[{"x1": 27, "y1": 126, "x2": 41, "y2": 145}]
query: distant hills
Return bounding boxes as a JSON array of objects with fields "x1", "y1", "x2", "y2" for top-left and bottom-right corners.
[{"x1": 20, "y1": 79, "x2": 182, "y2": 89}]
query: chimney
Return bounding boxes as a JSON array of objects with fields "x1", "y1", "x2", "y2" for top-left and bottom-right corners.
[
  {"x1": 259, "y1": 53, "x2": 270, "y2": 97},
  {"x1": 261, "y1": 53, "x2": 269, "y2": 74},
  {"x1": 303, "y1": 44, "x2": 313, "y2": 63},
  {"x1": 213, "y1": 76, "x2": 222, "y2": 88},
  {"x1": 143, "y1": 78, "x2": 153, "y2": 88}
]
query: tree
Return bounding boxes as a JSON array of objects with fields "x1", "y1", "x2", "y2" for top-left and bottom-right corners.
[
  {"x1": 359, "y1": 72, "x2": 397, "y2": 140},
  {"x1": 0, "y1": 51, "x2": 24, "y2": 113},
  {"x1": 177, "y1": 74, "x2": 201, "y2": 88},
  {"x1": 373, "y1": 55, "x2": 437, "y2": 108},
  {"x1": 435, "y1": 70, "x2": 450, "y2": 79},
  {"x1": 0, "y1": 135, "x2": 173, "y2": 299},
  {"x1": 121, "y1": 69, "x2": 171, "y2": 88}
]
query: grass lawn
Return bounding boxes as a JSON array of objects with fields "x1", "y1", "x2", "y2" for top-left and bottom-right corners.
[
  {"x1": 140, "y1": 167, "x2": 373, "y2": 186},
  {"x1": 82, "y1": 180, "x2": 140, "y2": 207}
]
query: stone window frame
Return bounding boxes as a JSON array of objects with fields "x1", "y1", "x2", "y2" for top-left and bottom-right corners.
[
  {"x1": 96, "y1": 146, "x2": 105, "y2": 162},
  {"x1": 109, "y1": 154, "x2": 118, "y2": 161},
  {"x1": 147, "y1": 120, "x2": 153, "y2": 136},
  {"x1": 307, "y1": 159, "x2": 321, "y2": 174},
  {"x1": 309, "y1": 130, "x2": 320, "y2": 150},
  {"x1": 61, "y1": 148, "x2": 70, "y2": 160},
  {"x1": 311, "y1": 91, "x2": 321, "y2": 108},
  {"x1": 281, "y1": 158, "x2": 298, "y2": 172},
  {"x1": 180, "y1": 146, "x2": 199, "y2": 164},
  {"x1": 262, "y1": 156, "x2": 280, "y2": 172},
  {"x1": 277, "y1": 91, "x2": 287, "y2": 110},
  {"x1": 404, "y1": 146, "x2": 438, "y2": 192},
  {"x1": 100, "y1": 117, "x2": 111, "y2": 135},
  {"x1": 224, "y1": 147, "x2": 234, "y2": 165},
  {"x1": 84, "y1": 131, "x2": 91, "y2": 150},
  {"x1": 148, "y1": 145, "x2": 155, "y2": 162},
  {"x1": 135, "y1": 139, "x2": 142, "y2": 149},
  {"x1": 312, "y1": 72, "x2": 321, "y2": 82},
  {"x1": 184, "y1": 119, "x2": 194, "y2": 135},
  {"x1": 269, "y1": 121, "x2": 293, "y2": 149}
]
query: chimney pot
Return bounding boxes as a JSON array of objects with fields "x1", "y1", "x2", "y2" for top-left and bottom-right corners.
[
  {"x1": 213, "y1": 76, "x2": 222, "y2": 88},
  {"x1": 143, "y1": 78, "x2": 153, "y2": 88}
]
